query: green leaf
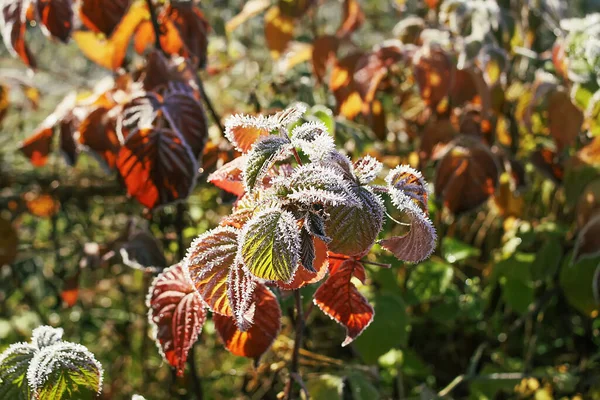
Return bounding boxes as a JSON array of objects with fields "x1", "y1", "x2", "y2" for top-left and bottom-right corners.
[
  {"x1": 27, "y1": 342, "x2": 103, "y2": 400},
  {"x1": 299, "y1": 228, "x2": 316, "y2": 272},
  {"x1": 530, "y1": 237, "x2": 563, "y2": 281},
  {"x1": 442, "y1": 237, "x2": 481, "y2": 263},
  {"x1": 560, "y1": 253, "x2": 599, "y2": 316},
  {"x1": 406, "y1": 260, "x2": 454, "y2": 305},
  {"x1": 0, "y1": 343, "x2": 36, "y2": 400},
  {"x1": 345, "y1": 372, "x2": 380, "y2": 400},
  {"x1": 353, "y1": 293, "x2": 408, "y2": 364},
  {"x1": 325, "y1": 186, "x2": 384, "y2": 257},
  {"x1": 493, "y1": 253, "x2": 535, "y2": 314},
  {"x1": 243, "y1": 136, "x2": 290, "y2": 191},
  {"x1": 240, "y1": 208, "x2": 300, "y2": 282},
  {"x1": 309, "y1": 105, "x2": 335, "y2": 135},
  {"x1": 304, "y1": 374, "x2": 343, "y2": 400}
]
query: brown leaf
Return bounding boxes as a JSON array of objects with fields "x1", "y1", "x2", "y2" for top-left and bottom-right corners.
[
  {"x1": 1, "y1": 0, "x2": 36, "y2": 67},
  {"x1": 0, "y1": 218, "x2": 18, "y2": 265},
  {"x1": 547, "y1": 90, "x2": 583, "y2": 151},
  {"x1": 37, "y1": 0, "x2": 73, "y2": 42},
  {"x1": 311, "y1": 35, "x2": 339, "y2": 83},
  {"x1": 80, "y1": 0, "x2": 130, "y2": 36},
  {"x1": 264, "y1": 6, "x2": 294, "y2": 59},
  {"x1": 413, "y1": 43, "x2": 454, "y2": 108},
  {"x1": 336, "y1": 0, "x2": 364, "y2": 38}
]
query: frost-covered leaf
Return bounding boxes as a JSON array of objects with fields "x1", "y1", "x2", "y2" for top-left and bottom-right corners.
[
  {"x1": 27, "y1": 342, "x2": 103, "y2": 399},
  {"x1": 31, "y1": 326, "x2": 63, "y2": 349},
  {"x1": 290, "y1": 121, "x2": 335, "y2": 161},
  {"x1": 299, "y1": 228, "x2": 317, "y2": 272},
  {"x1": 325, "y1": 186, "x2": 384, "y2": 257},
  {"x1": 0, "y1": 343, "x2": 36, "y2": 400},
  {"x1": 305, "y1": 212, "x2": 332, "y2": 243},
  {"x1": 213, "y1": 284, "x2": 281, "y2": 361},
  {"x1": 239, "y1": 208, "x2": 300, "y2": 283},
  {"x1": 147, "y1": 263, "x2": 207, "y2": 376},
  {"x1": 280, "y1": 164, "x2": 360, "y2": 208},
  {"x1": 314, "y1": 259, "x2": 374, "y2": 346},
  {"x1": 207, "y1": 156, "x2": 246, "y2": 197},
  {"x1": 353, "y1": 155, "x2": 383, "y2": 185},
  {"x1": 185, "y1": 227, "x2": 239, "y2": 316},
  {"x1": 224, "y1": 104, "x2": 306, "y2": 153},
  {"x1": 278, "y1": 238, "x2": 329, "y2": 290},
  {"x1": 227, "y1": 263, "x2": 257, "y2": 331},
  {"x1": 243, "y1": 136, "x2": 291, "y2": 191},
  {"x1": 380, "y1": 165, "x2": 437, "y2": 263}
]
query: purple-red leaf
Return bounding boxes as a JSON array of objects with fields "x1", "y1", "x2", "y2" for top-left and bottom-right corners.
[{"x1": 147, "y1": 263, "x2": 207, "y2": 376}]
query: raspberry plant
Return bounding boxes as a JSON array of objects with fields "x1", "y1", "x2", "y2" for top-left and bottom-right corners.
[{"x1": 146, "y1": 103, "x2": 437, "y2": 395}]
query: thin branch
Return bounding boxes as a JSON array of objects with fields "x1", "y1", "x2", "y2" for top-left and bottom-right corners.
[
  {"x1": 196, "y1": 76, "x2": 225, "y2": 135},
  {"x1": 188, "y1": 342, "x2": 204, "y2": 400},
  {"x1": 285, "y1": 290, "x2": 305, "y2": 400},
  {"x1": 145, "y1": 0, "x2": 164, "y2": 54}
]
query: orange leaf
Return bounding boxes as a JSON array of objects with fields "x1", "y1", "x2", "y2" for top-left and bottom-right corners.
[
  {"x1": 312, "y1": 35, "x2": 339, "y2": 83},
  {"x1": 61, "y1": 273, "x2": 80, "y2": 308},
  {"x1": 330, "y1": 53, "x2": 364, "y2": 120},
  {"x1": 314, "y1": 259, "x2": 373, "y2": 346},
  {"x1": 336, "y1": 0, "x2": 364, "y2": 38},
  {"x1": 165, "y1": 2, "x2": 209, "y2": 68},
  {"x1": 1, "y1": 0, "x2": 37, "y2": 67},
  {"x1": 264, "y1": 6, "x2": 294, "y2": 59},
  {"x1": 73, "y1": 0, "x2": 149, "y2": 70},
  {"x1": 26, "y1": 193, "x2": 60, "y2": 217},
  {"x1": 80, "y1": 0, "x2": 130, "y2": 35},
  {"x1": 148, "y1": 263, "x2": 207, "y2": 376},
  {"x1": 117, "y1": 127, "x2": 198, "y2": 209},
  {"x1": 412, "y1": 43, "x2": 454, "y2": 107},
  {"x1": 19, "y1": 127, "x2": 54, "y2": 167},
  {"x1": 213, "y1": 284, "x2": 281, "y2": 361},
  {"x1": 434, "y1": 136, "x2": 499, "y2": 214},
  {"x1": 207, "y1": 156, "x2": 246, "y2": 197},
  {"x1": 78, "y1": 106, "x2": 121, "y2": 170},
  {"x1": 277, "y1": 238, "x2": 329, "y2": 290},
  {"x1": 36, "y1": 0, "x2": 73, "y2": 42}
]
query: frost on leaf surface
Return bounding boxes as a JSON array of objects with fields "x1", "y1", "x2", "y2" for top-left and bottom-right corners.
[
  {"x1": 0, "y1": 343, "x2": 36, "y2": 400},
  {"x1": 224, "y1": 103, "x2": 305, "y2": 153},
  {"x1": 314, "y1": 259, "x2": 374, "y2": 346},
  {"x1": 227, "y1": 262, "x2": 257, "y2": 331},
  {"x1": 281, "y1": 164, "x2": 360, "y2": 208},
  {"x1": 27, "y1": 342, "x2": 103, "y2": 399},
  {"x1": 31, "y1": 326, "x2": 64, "y2": 349},
  {"x1": 353, "y1": 155, "x2": 383, "y2": 185},
  {"x1": 207, "y1": 156, "x2": 246, "y2": 197},
  {"x1": 213, "y1": 284, "x2": 281, "y2": 361},
  {"x1": 380, "y1": 165, "x2": 437, "y2": 263},
  {"x1": 147, "y1": 263, "x2": 207, "y2": 376},
  {"x1": 184, "y1": 227, "x2": 239, "y2": 316},
  {"x1": 277, "y1": 238, "x2": 329, "y2": 291},
  {"x1": 325, "y1": 186, "x2": 384, "y2": 257},
  {"x1": 290, "y1": 121, "x2": 335, "y2": 161},
  {"x1": 243, "y1": 136, "x2": 291, "y2": 191},
  {"x1": 239, "y1": 208, "x2": 300, "y2": 283}
]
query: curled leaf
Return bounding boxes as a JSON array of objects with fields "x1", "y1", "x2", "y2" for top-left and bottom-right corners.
[
  {"x1": 243, "y1": 136, "x2": 291, "y2": 191},
  {"x1": 290, "y1": 121, "x2": 335, "y2": 161}
]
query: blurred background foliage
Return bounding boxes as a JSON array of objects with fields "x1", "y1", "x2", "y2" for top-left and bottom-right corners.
[{"x1": 2, "y1": 0, "x2": 600, "y2": 399}]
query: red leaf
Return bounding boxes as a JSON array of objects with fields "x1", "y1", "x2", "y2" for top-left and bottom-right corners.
[
  {"x1": 116, "y1": 127, "x2": 198, "y2": 209},
  {"x1": 148, "y1": 263, "x2": 207, "y2": 376},
  {"x1": 207, "y1": 156, "x2": 246, "y2": 197},
  {"x1": 166, "y1": 2, "x2": 209, "y2": 68},
  {"x1": 1, "y1": 0, "x2": 37, "y2": 67},
  {"x1": 412, "y1": 43, "x2": 454, "y2": 107},
  {"x1": 162, "y1": 85, "x2": 208, "y2": 159},
  {"x1": 314, "y1": 259, "x2": 373, "y2": 346},
  {"x1": 213, "y1": 284, "x2": 281, "y2": 361},
  {"x1": 80, "y1": 0, "x2": 130, "y2": 36},
  {"x1": 78, "y1": 106, "x2": 122, "y2": 170},
  {"x1": 184, "y1": 226, "x2": 239, "y2": 316},
  {"x1": 228, "y1": 262, "x2": 257, "y2": 331},
  {"x1": 19, "y1": 127, "x2": 54, "y2": 167},
  {"x1": 37, "y1": 0, "x2": 73, "y2": 42}
]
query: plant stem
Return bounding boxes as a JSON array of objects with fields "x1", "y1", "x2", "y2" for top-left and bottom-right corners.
[
  {"x1": 175, "y1": 203, "x2": 186, "y2": 260},
  {"x1": 196, "y1": 77, "x2": 225, "y2": 135},
  {"x1": 188, "y1": 342, "x2": 204, "y2": 400},
  {"x1": 145, "y1": 0, "x2": 164, "y2": 53},
  {"x1": 285, "y1": 290, "x2": 304, "y2": 400}
]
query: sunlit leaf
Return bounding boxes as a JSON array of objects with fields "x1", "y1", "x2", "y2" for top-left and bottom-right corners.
[
  {"x1": 277, "y1": 237, "x2": 329, "y2": 290},
  {"x1": 185, "y1": 226, "x2": 239, "y2": 316},
  {"x1": 207, "y1": 156, "x2": 246, "y2": 197},
  {"x1": 412, "y1": 43, "x2": 454, "y2": 107},
  {"x1": 147, "y1": 263, "x2": 206, "y2": 376},
  {"x1": 78, "y1": 106, "x2": 122, "y2": 170},
  {"x1": 116, "y1": 127, "x2": 198, "y2": 210},
  {"x1": 290, "y1": 121, "x2": 335, "y2": 161},
  {"x1": 80, "y1": 0, "x2": 130, "y2": 35},
  {"x1": 312, "y1": 35, "x2": 339, "y2": 83},
  {"x1": 0, "y1": 343, "x2": 36, "y2": 400},
  {"x1": 264, "y1": 6, "x2": 294, "y2": 59},
  {"x1": 239, "y1": 207, "x2": 300, "y2": 283},
  {"x1": 27, "y1": 342, "x2": 103, "y2": 399},
  {"x1": 0, "y1": 0, "x2": 36, "y2": 67},
  {"x1": 213, "y1": 284, "x2": 281, "y2": 361},
  {"x1": 31, "y1": 326, "x2": 63, "y2": 349},
  {"x1": 36, "y1": 0, "x2": 73, "y2": 42},
  {"x1": 336, "y1": 0, "x2": 364, "y2": 38},
  {"x1": 243, "y1": 136, "x2": 291, "y2": 191},
  {"x1": 314, "y1": 259, "x2": 374, "y2": 346}
]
